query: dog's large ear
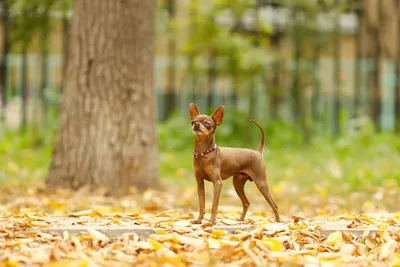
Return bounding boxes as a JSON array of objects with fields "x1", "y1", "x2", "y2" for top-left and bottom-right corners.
[
  {"x1": 189, "y1": 103, "x2": 200, "y2": 120},
  {"x1": 211, "y1": 106, "x2": 225, "y2": 126}
]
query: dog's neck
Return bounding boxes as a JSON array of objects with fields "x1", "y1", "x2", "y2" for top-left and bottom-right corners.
[{"x1": 194, "y1": 134, "x2": 215, "y2": 153}]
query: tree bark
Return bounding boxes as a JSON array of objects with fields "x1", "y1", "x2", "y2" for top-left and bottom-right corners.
[
  {"x1": 332, "y1": 1, "x2": 341, "y2": 137},
  {"x1": 163, "y1": 0, "x2": 177, "y2": 121},
  {"x1": 21, "y1": 44, "x2": 28, "y2": 130},
  {"x1": 353, "y1": 6, "x2": 363, "y2": 118},
  {"x1": 290, "y1": 8, "x2": 310, "y2": 142},
  {"x1": 311, "y1": 32, "x2": 321, "y2": 122},
  {"x1": 47, "y1": 0, "x2": 159, "y2": 193},
  {"x1": 188, "y1": 0, "x2": 198, "y2": 104},
  {"x1": 0, "y1": 0, "x2": 10, "y2": 110},
  {"x1": 291, "y1": 9, "x2": 301, "y2": 124},
  {"x1": 40, "y1": 16, "x2": 50, "y2": 124},
  {"x1": 371, "y1": 0, "x2": 382, "y2": 130},
  {"x1": 270, "y1": 33, "x2": 282, "y2": 119},
  {"x1": 395, "y1": 0, "x2": 400, "y2": 131},
  {"x1": 207, "y1": 49, "x2": 217, "y2": 110},
  {"x1": 362, "y1": 0, "x2": 382, "y2": 130},
  {"x1": 61, "y1": 14, "x2": 69, "y2": 89}
]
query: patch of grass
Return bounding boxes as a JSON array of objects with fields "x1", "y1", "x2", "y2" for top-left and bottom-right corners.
[
  {"x1": 1, "y1": 114, "x2": 400, "y2": 200},
  {"x1": 0, "y1": 126, "x2": 54, "y2": 184}
]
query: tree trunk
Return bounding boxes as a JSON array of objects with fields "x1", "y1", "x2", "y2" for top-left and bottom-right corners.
[
  {"x1": 163, "y1": 0, "x2": 177, "y2": 120},
  {"x1": 47, "y1": 0, "x2": 159, "y2": 193},
  {"x1": 40, "y1": 27, "x2": 49, "y2": 124},
  {"x1": 268, "y1": 2, "x2": 282, "y2": 119},
  {"x1": 311, "y1": 41, "x2": 321, "y2": 122},
  {"x1": 270, "y1": 33, "x2": 282, "y2": 119},
  {"x1": 0, "y1": 0, "x2": 10, "y2": 110},
  {"x1": 395, "y1": 0, "x2": 400, "y2": 131},
  {"x1": 370, "y1": 0, "x2": 382, "y2": 130},
  {"x1": 332, "y1": 2, "x2": 341, "y2": 137},
  {"x1": 188, "y1": 0, "x2": 198, "y2": 104},
  {"x1": 207, "y1": 49, "x2": 217, "y2": 109},
  {"x1": 61, "y1": 14, "x2": 69, "y2": 89},
  {"x1": 20, "y1": 44, "x2": 28, "y2": 130},
  {"x1": 354, "y1": 7, "x2": 362, "y2": 118},
  {"x1": 244, "y1": 78, "x2": 255, "y2": 143},
  {"x1": 231, "y1": 70, "x2": 239, "y2": 110},
  {"x1": 291, "y1": 7, "x2": 310, "y2": 142}
]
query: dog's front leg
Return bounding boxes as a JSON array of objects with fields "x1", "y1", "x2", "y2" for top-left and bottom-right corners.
[
  {"x1": 210, "y1": 177, "x2": 223, "y2": 225},
  {"x1": 192, "y1": 180, "x2": 205, "y2": 224}
]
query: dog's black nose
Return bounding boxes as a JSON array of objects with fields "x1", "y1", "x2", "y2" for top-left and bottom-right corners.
[{"x1": 195, "y1": 122, "x2": 201, "y2": 127}]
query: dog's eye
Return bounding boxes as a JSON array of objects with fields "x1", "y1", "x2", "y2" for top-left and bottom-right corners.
[
  {"x1": 191, "y1": 121, "x2": 195, "y2": 125},
  {"x1": 204, "y1": 121, "x2": 211, "y2": 126}
]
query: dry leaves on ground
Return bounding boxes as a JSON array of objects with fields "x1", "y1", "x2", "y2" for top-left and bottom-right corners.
[{"x1": 1, "y1": 182, "x2": 400, "y2": 266}]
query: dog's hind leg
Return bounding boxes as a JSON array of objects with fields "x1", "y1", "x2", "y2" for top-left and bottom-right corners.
[
  {"x1": 233, "y1": 174, "x2": 250, "y2": 221},
  {"x1": 253, "y1": 179, "x2": 280, "y2": 222}
]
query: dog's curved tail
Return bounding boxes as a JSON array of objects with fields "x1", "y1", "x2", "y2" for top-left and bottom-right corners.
[{"x1": 250, "y1": 119, "x2": 265, "y2": 155}]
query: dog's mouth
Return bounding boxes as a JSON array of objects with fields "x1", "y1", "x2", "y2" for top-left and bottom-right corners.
[{"x1": 192, "y1": 126, "x2": 203, "y2": 134}]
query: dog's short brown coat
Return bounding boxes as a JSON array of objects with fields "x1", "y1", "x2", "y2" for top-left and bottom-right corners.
[{"x1": 189, "y1": 103, "x2": 280, "y2": 224}]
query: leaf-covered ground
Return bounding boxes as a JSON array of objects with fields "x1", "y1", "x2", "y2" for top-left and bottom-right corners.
[{"x1": 1, "y1": 181, "x2": 400, "y2": 266}]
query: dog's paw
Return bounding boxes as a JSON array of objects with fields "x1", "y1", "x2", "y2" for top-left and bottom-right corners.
[{"x1": 191, "y1": 219, "x2": 202, "y2": 224}]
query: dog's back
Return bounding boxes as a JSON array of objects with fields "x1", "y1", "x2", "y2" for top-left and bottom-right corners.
[{"x1": 218, "y1": 147, "x2": 264, "y2": 180}]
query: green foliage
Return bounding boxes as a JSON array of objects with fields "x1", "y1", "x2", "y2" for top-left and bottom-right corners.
[
  {"x1": 7, "y1": 0, "x2": 72, "y2": 51},
  {"x1": 0, "y1": 126, "x2": 54, "y2": 184},
  {"x1": 176, "y1": 0, "x2": 271, "y2": 82},
  {"x1": 2, "y1": 114, "x2": 400, "y2": 197}
]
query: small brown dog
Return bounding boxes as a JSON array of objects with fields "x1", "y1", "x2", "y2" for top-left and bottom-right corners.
[{"x1": 189, "y1": 103, "x2": 280, "y2": 224}]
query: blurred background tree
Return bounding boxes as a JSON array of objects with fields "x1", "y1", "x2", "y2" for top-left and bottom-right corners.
[{"x1": 45, "y1": 0, "x2": 160, "y2": 193}]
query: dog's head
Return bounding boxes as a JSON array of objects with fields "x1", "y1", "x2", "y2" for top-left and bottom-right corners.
[{"x1": 189, "y1": 103, "x2": 224, "y2": 138}]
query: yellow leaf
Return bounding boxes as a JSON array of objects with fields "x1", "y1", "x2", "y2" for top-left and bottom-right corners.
[
  {"x1": 263, "y1": 238, "x2": 283, "y2": 252},
  {"x1": 43, "y1": 260, "x2": 88, "y2": 267},
  {"x1": 220, "y1": 239, "x2": 240, "y2": 246},
  {"x1": 323, "y1": 231, "x2": 343, "y2": 246},
  {"x1": 390, "y1": 254, "x2": 400, "y2": 267},
  {"x1": 360, "y1": 216, "x2": 385, "y2": 227},
  {"x1": 220, "y1": 219, "x2": 241, "y2": 225},
  {"x1": 87, "y1": 229, "x2": 109, "y2": 245},
  {"x1": 272, "y1": 184, "x2": 284, "y2": 194},
  {"x1": 176, "y1": 235, "x2": 204, "y2": 247},
  {"x1": 379, "y1": 240, "x2": 396, "y2": 261},
  {"x1": 211, "y1": 230, "x2": 226, "y2": 239},
  {"x1": 48, "y1": 201, "x2": 67, "y2": 211},
  {"x1": 157, "y1": 247, "x2": 184, "y2": 266},
  {"x1": 147, "y1": 238, "x2": 163, "y2": 251},
  {"x1": 207, "y1": 238, "x2": 220, "y2": 249},
  {"x1": 68, "y1": 210, "x2": 102, "y2": 217},
  {"x1": 30, "y1": 221, "x2": 51, "y2": 228},
  {"x1": 112, "y1": 243, "x2": 122, "y2": 250},
  {"x1": 318, "y1": 253, "x2": 345, "y2": 267},
  {"x1": 365, "y1": 236, "x2": 377, "y2": 249},
  {"x1": 154, "y1": 229, "x2": 167, "y2": 235},
  {"x1": 318, "y1": 189, "x2": 328, "y2": 198},
  {"x1": 316, "y1": 209, "x2": 328, "y2": 215},
  {"x1": 2, "y1": 260, "x2": 18, "y2": 267}
]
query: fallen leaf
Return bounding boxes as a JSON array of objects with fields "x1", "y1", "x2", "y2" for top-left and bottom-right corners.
[
  {"x1": 86, "y1": 229, "x2": 109, "y2": 246},
  {"x1": 68, "y1": 210, "x2": 102, "y2": 218}
]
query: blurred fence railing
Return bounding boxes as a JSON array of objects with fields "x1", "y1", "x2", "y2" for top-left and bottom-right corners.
[{"x1": 0, "y1": 54, "x2": 399, "y2": 133}]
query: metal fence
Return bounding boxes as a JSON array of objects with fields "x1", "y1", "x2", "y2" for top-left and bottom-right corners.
[{"x1": 0, "y1": 54, "x2": 399, "y2": 133}]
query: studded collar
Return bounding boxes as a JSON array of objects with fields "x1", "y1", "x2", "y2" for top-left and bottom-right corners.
[{"x1": 192, "y1": 143, "x2": 217, "y2": 159}]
